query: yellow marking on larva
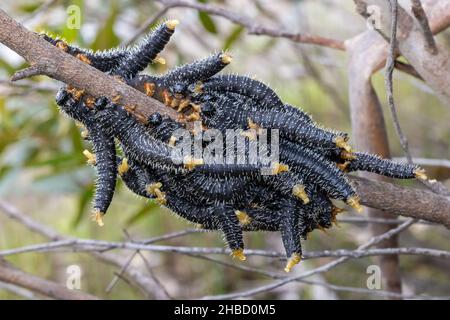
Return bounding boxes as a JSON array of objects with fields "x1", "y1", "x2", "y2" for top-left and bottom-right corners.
[
  {"x1": 292, "y1": 184, "x2": 310, "y2": 204},
  {"x1": 335, "y1": 136, "x2": 352, "y2": 153},
  {"x1": 168, "y1": 135, "x2": 177, "y2": 147},
  {"x1": 80, "y1": 129, "x2": 89, "y2": 139},
  {"x1": 271, "y1": 162, "x2": 289, "y2": 175},
  {"x1": 346, "y1": 196, "x2": 362, "y2": 213},
  {"x1": 171, "y1": 98, "x2": 180, "y2": 108},
  {"x1": 83, "y1": 149, "x2": 96, "y2": 166},
  {"x1": 191, "y1": 103, "x2": 201, "y2": 113},
  {"x1": 154, "y1": 55, "x2": 166, "y2": 65},
  {"x1": 84, "y1": 96, "x2": 96, "y2": 109},
  {"x1": 177, "y1": 99, "x2": 191, "y2": 112},
  {"x1": 75, "y1": 121, "x2": 84, "y2": 128},
  {"x1": 235, "y1": 210, "x2": 251, "y2": 226},
  {"x1": 336, "y1": 162, "x2": 349, "y2": 172},
  {"x1": 90, "y1": 208, "x2": 105, "y2": 227},
  {"x1": 247, "y1": 118, "x2": 262, "y2": 131},
  {"x1": 56, "y1": 41, "x2": 68, "y2": 51},
  {"x1": 67, "y1": 86, "x2": 85, "y2": 101},
  {"x1": 194, "y1": 82, "x2": 203, "y2": 94},
  {"x1": 414, "y1": 168, "x2": 428, "y2": 181},
  {"x1": 183, "y1": 156, "x2": 204, "y2": 170},
  {"x1": 76, "y1": 53, "x2": 91, "y2": 64},
  {"x1": 162, "y1": 90, "x2": 172, "y2": 106},
  {"x1": 146, "y1": 182, "x2": 167, "y2": 205},
  {"x1": 112, "y1": 94, "x2": 122, "y2": 104},
  {"x1": 118, "y1": 158, "x2": 129, "y2": 176},
  {"x1": 185, "y1": 112, "x2": 200, "y2": 122},
  {"x1": 284, "y1": 253, "x2": 301, "y2": 273},
  {"x1": 220, "y1": 53, "x2": 232, "y2": 64},
  {"x1": 231, "y1": 249, "x2": 246, "y2": 261},
  {"x1": 240, "y1": 130, "x2": 257, "y2": 141},
  {"x1": 144, "y1": 82, "x2": 155, "y2": 97},
  {"x1": 165, "y1": 19, "x2": 179, "y2": 30},
  {"x1": 331, "y1": 206, "x2": 345, "y2": 227}
]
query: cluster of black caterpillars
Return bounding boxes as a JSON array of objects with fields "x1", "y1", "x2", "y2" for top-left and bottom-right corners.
[{"x1": 42, "y1": 20, "x2": 427, "y2": 272}]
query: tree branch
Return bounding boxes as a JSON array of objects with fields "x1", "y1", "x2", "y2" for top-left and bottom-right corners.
[
  {"x1": 0, "y1": 9, "x2": 179, "y2": 124},
  {"x1": 0, "y1": 259, "x2": 98, "y2": 300},
  {"x1": 0, "y1": 200, "x2": 172, "y2": 299},
  {"x1": 201, "y1": 218, "x2": 417, "y2": 299}
]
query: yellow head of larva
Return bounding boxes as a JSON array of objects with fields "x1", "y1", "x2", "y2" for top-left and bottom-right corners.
[{"x1": 165, "y1": 19, "x2": 179, "y2": 30}]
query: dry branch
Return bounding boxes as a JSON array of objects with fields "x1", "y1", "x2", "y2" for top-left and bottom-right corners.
[
  {"x1": 0, "y1": 259, "x2": 98, "y2": 300},
  {"x1": 0, "y1": 9, "x2": 178, "y2": 123},
  {"x1": 0, "y1": 200, "x2": 171, "y2": 299},
  {"x1": 155, "y1": 0, "x2": 346, "y2": 50}
]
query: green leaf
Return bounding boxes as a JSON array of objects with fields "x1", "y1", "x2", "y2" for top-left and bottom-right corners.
[
  {"x1": 198, "y1": 11, "x2": 217, "y2": 34},
  {"x1": 223, "y1": 26, "x2": 244, "y2": 50},
  {"x1": 91, "y1": 2, "x2": 120, "y2": 50},
  {"x1": 125, "y1": 202, "x2": 159, "y2": 226}
]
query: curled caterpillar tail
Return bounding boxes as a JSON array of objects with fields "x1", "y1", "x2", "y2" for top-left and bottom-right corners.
[{"x1": 345, "y1": 152, "x2": 426, "y2": 180}]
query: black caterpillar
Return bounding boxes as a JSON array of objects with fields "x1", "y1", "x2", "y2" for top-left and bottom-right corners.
[{"x1": 44, "y1": 20, "x2": 427, "y2": 272}]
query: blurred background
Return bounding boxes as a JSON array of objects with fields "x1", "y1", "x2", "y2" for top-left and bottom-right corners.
[{"x1": 0, "y1": 0, "x2": 449, "y2": 299}]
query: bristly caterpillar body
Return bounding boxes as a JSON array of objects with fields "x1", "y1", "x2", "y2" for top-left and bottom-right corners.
[{"x1": 44, "y1": 20, "x2": 427, "y2": 272}]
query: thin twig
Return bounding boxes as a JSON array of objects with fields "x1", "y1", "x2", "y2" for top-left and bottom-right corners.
[
  {"x1": 186, "y1": 254, "x2": 448, "y2": 300},
  {"x1": 136, "y1": 251, "x2": 173, "y2": 299},
  {"x1": 392, "y1": 157, "x2": 450, "y2": 169},
  {"x1": 385, "y1": 0, "x2": 412, "y2": 162},
  {"x1": 201, "y1": 219, "x2": 417, "y2": 299},
  {"x1": 153, "y1": 0, "x2": 345, "y2": 50},
  {"x1": 20, "y1": 0, "x2": 58, "y2": 24},
  {"x1": 410, "y1": 0, "x2": 438, "y2": 54},
  {"x1": 0, "y1": 200, "x2": 174, "y2": 299},
  {"x1": 1, "y1": 237, "x2": 448, "y2": 261}
]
